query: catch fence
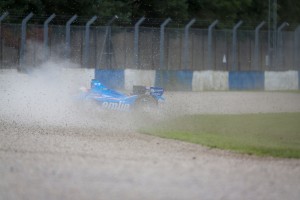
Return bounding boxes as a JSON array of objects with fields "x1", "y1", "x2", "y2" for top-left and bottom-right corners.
[{"x1": 0, "y1": 21, "x2": 299, "y2": 71}]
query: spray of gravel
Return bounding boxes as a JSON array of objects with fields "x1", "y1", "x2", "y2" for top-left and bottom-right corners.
[{"x1": 0, "y1": 60, "x2": 169, "y2": 133}]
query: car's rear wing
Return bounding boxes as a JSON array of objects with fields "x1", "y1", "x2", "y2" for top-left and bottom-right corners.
[
  {"x1": 132, "y1": 85, "x2": 164, "y2": 101},
  {"x1": 150, "y1": 87, "x2": 164, "y2": 97},
  {"x1": 132, "y1": 85, "x2": 164, "y2": 97}
]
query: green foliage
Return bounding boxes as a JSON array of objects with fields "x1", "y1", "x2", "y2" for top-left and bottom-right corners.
[
  {"x1": 0, "y1": 0, "x2": 299, "y2": 25},
  {"x1": 131, "y1": 0, "x2": 188, "y2": 19},
  {"x1": 141, "y1": 113, "x2": 300, "y2": 158},
  {"x1": 278, "y1": 0, "x2": 300, "y2": 23},
  {"x1": 188, "y1": 0, "x2": 268, "y2": 26},
  {"x1": 0, "y1": 0, "x2": 45, "y2": 15},
  {"x1": 40, "y1": 0, "x2": 131, "y2": 18}
]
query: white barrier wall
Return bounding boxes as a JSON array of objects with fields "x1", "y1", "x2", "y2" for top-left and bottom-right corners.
[
  {"x1": 124, "y1": 69, "x2": 156, "y2": 91},
  {"x1": 265, "y1": 71, "x2": 298, "y2": 91},
  {"x1": 0, "y1": 68, "x2": 94, "y2": 89},
  {"x1": 2, "y1": 68, "x2": 299, "y2": 91},
  {"x1": 192, "y1": 70, "x2": 229, "y2": 91},
  {"x1": 0, "y1": 69, "x2": 19, "y2": 74}
]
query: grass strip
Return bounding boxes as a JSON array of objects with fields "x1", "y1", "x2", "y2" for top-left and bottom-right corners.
[{"x1": 140, "y1": 113, "x2": 300, "y2": 158}]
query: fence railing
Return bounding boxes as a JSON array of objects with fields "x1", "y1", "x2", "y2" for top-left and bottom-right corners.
[{"x1": 0, "y1": 22, "x2": 299, "y2": 71}]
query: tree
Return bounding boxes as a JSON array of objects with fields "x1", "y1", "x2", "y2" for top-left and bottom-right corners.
[
  {"x1": 0, "y1": 0, "x2": 45, "y2": 16},
  {"x1": 0, "y1": 0, "x2": 298, "y2": 26},
  {"x1": 187, "y1": 0, "x2": 268, "y2": 26},
  {"x1": 131, "y1": 0, "x2": 188, "y2": 20},
  {"x1": 278, "y1": 0, "x2": 300, "y2": 24}
]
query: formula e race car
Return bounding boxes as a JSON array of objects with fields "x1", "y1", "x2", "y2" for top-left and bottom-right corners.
[{"x1": 79, "y1": 79, "x2": 164, "y2": 112}]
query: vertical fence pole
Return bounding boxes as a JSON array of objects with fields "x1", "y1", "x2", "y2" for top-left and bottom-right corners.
[
  {"x1": 232, "y1": 20, "x2": 243, "y2": 71},
  {"x1": 0, "y1": 12, "x2": 8, "y2": 68},
  {"x1": 83, "y1": 16, "x2": 97, "y2": 68},
  {"x1": 19, "y1": 12, "x2": 33, "y2": 69},
  {"x1": 294, "y1": 26, "x2": 300, "y2": 70},
  {"x1": 65, "y1": 15, "x2": 77, "y2": 59},
  {"x1": 0, "y1": 12, "x2": 8, "y2": 23},
  {"x1": 96, "y1": 16, "x2": 118, "y2": 69},
  {"x1": 268, "y1": 0, "x2": 271, "y2": 69},
  {"x1": 276, "y1": 22, "x2": 288, "y2": 70},
  {"x1": 159, "y1": 18, "x2": 171, "y2": 70},
  {"x1": 134, "y1": 17, "x2": 145, "y2": 68},
  {"x1": 43, "y1": 14, "x2": 55, "y2": 61},
  {"x1": 208, "y1": 20, "x2": 218, "y2": 70},
  {"x1": 182, "y1": 18, "x2": 196, "y2": 69},
  {"x1": 254, "y1": 21, "x2": 265, "y2": 70},
  {"x1": 272, "y1": 0, "x2": 278, "y2": 63},
  {"x1": 105, "y1": 15, "x2": 118, "y2": 69},
  {"x1": 268, "y1": 0, "x2": 278, "y2": 70}
]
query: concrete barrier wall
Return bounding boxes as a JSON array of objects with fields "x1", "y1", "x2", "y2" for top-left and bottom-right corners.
[
  {"x1": 2, "y1": 68, "x2": 299, "y2": 91},
  {"x1": 192, "y1": 70, "x2": 228, "y2": 91},
  {"x1": 0, "y1": 69, "x2": 19, "y2": 77},
  {"x1": 265, "y1": 71, "x2": 298, "y2": 91},
  {"x1": 66, "y1": 69, "x2": 299, "y2": 91},
  {"x1": 124, "y1": 69, "x2": 156, "y2": 91},
  {"x1": 155, "y1": 70, "x2": 193, "y2": 91},
  {"x1": 0, "y1": 68, "x2": 95, "y2": 89},
  {"x1": 229, "y1": 71, "x2": 264, "y2": 90}
]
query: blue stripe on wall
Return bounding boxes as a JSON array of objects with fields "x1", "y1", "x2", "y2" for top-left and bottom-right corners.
[
  {"x1": 95, "y1": 69, "x2": 124, "y2": 89},
  {"x1": 155, "y1": 70, "x2": 193, "y2": 91},
  {"x1": 229, "y1": 71, "x2": 264, "y2": 90}
]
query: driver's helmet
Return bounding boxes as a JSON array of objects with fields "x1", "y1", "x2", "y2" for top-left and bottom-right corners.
[{"x1": 91, "y1": 79, "x2": 106, "y2": 90}]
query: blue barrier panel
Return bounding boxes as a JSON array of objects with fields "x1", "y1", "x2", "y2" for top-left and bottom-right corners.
[
  {"x1": 155, "y1": 70, "x2": 193, "y2": 91},
  {"x1": 229, "y1": 71, "x2": 264, "y2": 90},
  {"x1": 95, "y1": 69, "x2": 124, "y2": 89}
]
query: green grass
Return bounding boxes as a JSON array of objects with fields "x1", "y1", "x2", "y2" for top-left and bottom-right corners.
[{"x1": 140, "y1": 113, "x2": 300, "y2": 158}]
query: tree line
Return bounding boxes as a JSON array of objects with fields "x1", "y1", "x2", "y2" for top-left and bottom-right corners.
[{"x1": 0, "y1": 0, "x2": 299, "y2": 28}]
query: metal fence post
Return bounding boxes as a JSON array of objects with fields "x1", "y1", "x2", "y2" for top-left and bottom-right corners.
[
  {"x1": 96, "y1": 16, "x2": 118, "y2": 69},
  {"x1": 254, "y1": 21, "x2": 266, "y2": 70},
  {"x1": 208, "y1": 20, "x2": 218, "y2": 70},
  {"x1": 232, "y1": 20, "x2": 243, "y2": 71},
  {"x1": 134, "y1": 17, "x2": 145, "y2": 68},
  {"x1": 19, "y1": 12, "x2": 33, "y2": 68},
  {"x1": 159, "y1": 18, "x2": 171, "y2": 70},
  {"x1": 182, "y1": 18, "x2": 196, "y2": 69},
  {"x1": 0, "y1": 12, "x2": 8, "y2": 68},
  {"x1": 0, "y1": 12, "x2": 8, "y2": 22},
  {"x1": 276, "y1": 22, "x2": 288, "y2": 70},
  {"x1": 105, "y1": 15, "x2": 118, "y2": 69},
  {"x1": 294, "y1": 26, "x2": 300, "y2": 70},
  {"x1": 272, "y1": 0, "x2": 278, "y2": 63},
  {"x1": 65, "y1": 15, "x2": 77, "y2": 59},
  {"x1": 43, "y1": 14, "x2": 55, "y2": 61},
  {"x1": 83, "y1": 16, "x2": 97, "y2": 67}
]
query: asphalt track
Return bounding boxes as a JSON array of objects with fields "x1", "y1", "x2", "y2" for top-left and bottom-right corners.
[{"x1": 1, "y1": 69, "x2": 300, "y2": 200}]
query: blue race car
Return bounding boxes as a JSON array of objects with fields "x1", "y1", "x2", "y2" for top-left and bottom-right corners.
[{"x1": 79, "y1": 79, "x2": 164, "y2": 111}]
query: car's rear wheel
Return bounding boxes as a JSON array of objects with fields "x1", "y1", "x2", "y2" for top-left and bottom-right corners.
[{"x1": 134, "y1": 95, "x2": 157, "y2": 112}]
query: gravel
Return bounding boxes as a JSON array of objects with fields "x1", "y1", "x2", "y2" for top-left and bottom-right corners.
[{"x1": 1, "y1": 69, "x2": 300, "y2": 200}]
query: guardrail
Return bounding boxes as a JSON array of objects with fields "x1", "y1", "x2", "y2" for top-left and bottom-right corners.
[{"x1": 95, "y1": 69, "x2": 300, "y2": 91}]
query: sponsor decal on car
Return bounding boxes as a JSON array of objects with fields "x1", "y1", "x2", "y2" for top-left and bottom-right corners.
[{"x1": 102, "y1": 102, "x2": 130, "y2": 111}]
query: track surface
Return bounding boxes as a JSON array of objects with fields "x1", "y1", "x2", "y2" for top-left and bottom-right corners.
[{"x1": 1, "y1": 70, "x2": 300, "y2": 200}]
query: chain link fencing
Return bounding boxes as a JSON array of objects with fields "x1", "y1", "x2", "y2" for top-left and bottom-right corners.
[{"x1": 0, "y1": 23, "x2": 299, "y2": 71}]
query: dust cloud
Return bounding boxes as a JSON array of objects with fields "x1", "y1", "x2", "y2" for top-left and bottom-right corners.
[
  {"x1": 1, "y1": 58, "x2": 300, "y2": 200},
  {"x1": 1, "y1": 58, "x2": 300, "y2": 133},
  {"x1": 0, "y1": 60, "x2": 157, "y2": 132}
]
